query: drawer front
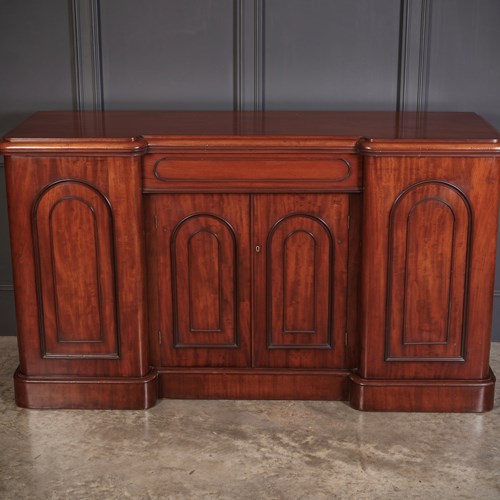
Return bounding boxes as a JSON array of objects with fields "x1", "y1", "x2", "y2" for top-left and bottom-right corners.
[{"x1": 143, "y1": 154, "x2": 362, "y2": 192}]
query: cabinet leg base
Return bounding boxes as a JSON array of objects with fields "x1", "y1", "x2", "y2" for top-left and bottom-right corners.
[
  {"x1": 14, "y1": 367, "x2": 158, "y2": 409},
  {"x1": 349, "y1": 369, "x2": 496, "y2": 412},
  {"x1": 13, "y1": 366, "x2": 496, "y2": 411}
]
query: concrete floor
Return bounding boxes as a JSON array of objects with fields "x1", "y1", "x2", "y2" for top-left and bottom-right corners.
[{"x1": 0, "y1": 337, "x2": 499, "y2": 500}]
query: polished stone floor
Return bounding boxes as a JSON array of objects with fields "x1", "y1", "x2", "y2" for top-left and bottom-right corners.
[{"x1": 0, "y1": 337, "x2": 499, "y2": 500}]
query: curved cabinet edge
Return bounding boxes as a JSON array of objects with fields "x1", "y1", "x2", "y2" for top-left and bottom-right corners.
[
  {"x1": 0, "y1": 137, "x2": 149, "y2": 156},
  {"x1": 348, "y1": 369, "x2": 496, "y2": 412},
  {"x1": 14, "y1": 367, "x2": 158, "y2": 409},
  {"x1": 356, "y1": 137, "x2": 500, "y2": 157}
]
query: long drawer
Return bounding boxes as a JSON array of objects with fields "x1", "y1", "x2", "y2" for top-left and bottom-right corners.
[{"x1": 142, "y1": 154, "x2": 362, "y2": 192}]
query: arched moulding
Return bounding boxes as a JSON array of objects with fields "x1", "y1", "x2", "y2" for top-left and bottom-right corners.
[
  {"x1": 283, "y1": 229, "x2": 317, "y2": 333},
  {"x1": 267, "y1": 213, "x2": 335, "y2": 349},
  {"x1": 385, "y1": 180, "x2": 472, "y2": 361},
  {"x1": 170, "y1": 213, "x2": 239, "y2": 348},
  {"x1": 32, "y1": 179, "x2": 119, "y2": 359}
]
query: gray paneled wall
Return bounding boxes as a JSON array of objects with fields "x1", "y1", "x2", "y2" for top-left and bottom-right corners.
[
  {"x1": 0, "y1": 0, "x2": 75, "y2": 337},
  {"x1": 263, "y1": 0, "x2": 401, "y2": 110},
  {"x1": 1, "y1": 0, "x2": 500, "y2": 339},
  {"x1": 100, "y1": 0, "x2": 235, "y2": 110}
]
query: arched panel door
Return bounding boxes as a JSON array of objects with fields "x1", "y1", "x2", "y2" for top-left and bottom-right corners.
[
  {"x1": 33, "y1": 180, "x2": 119, "y2": 358},
  {"x1": 253, "y1": 194, "x2": 348, "y2": 369},
  {"x1": 171, "y1": 214, "x2": 237, "y2": 347},
  {"x1": 154, "y1": 194, "x2": 251, "y2": 368},
  {"x1": 386, "y1": 181, "x2": 471, "y2": 361},
  {"x1": 267, "y1": 215, "x2": 333, "y2": 348}
]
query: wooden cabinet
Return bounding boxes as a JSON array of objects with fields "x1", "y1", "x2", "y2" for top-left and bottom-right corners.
[
  {"x1": 2, "y1": 111, "x2": 499, "y2": 411},
  {"x1": 148, "y1": 193, "x2": 348, "y2": 371}
]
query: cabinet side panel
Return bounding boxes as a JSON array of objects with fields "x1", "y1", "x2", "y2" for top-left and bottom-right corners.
[
  {"x1": 386, "y1": 181, "x2": 470, "y2": 361},
  {"x1": 5, "y1": 156, "x2": 148, "y2": 377},
  {"x1": 33, "y1": 181, "x2": 119, "y2": 358},
  {"x1": 360, "y1": 156, "x2": 500, "y2": 380},
  {"x1": 403, "y1": 200, "x2": 454, "y2": 344},
  {"x1": 346, "y1": 194, "x2": 362, "y2": 369}
]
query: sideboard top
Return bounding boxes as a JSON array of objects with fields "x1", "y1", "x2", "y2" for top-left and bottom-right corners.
[{"x1": 2, "y1": 111, "x2": 499, "y2": 156}]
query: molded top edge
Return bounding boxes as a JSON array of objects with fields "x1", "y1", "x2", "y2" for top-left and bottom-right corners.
[
  {"x1": 1, "y1": 111, "x2": 499, "y2": 155},
  {"x1": 0, "y1": 135, "x2": 148, "y2": 155}
]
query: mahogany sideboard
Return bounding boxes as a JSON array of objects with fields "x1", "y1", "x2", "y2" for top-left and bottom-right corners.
[{"x1": 2, "y1": 111, "x2": 500, "y2": 412}]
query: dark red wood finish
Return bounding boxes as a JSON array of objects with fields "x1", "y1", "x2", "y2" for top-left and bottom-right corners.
[
  {"x1": 253, "y1": 194, "x2": 348, "y2": 368},
  {"x1": 2, "y1": 111, "x2": 499, "y2": 411},
  {"x1": 358, "y1": 156, "x2": 500, "y2": 380},
  {"x1": 142, "y1": 153, "x2": 362, "y2": 193},
  {"x1": 158, "y1": 368, "x2": 350, "y2": 401},
  {"x1": 152, "y1": 194, "x2": 251, "y2": 368}
]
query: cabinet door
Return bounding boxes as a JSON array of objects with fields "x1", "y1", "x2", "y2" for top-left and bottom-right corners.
[
  {"x1": 153, "y1": 194, "x2": 251, "y2": 367},
  {"x1": 32, "y1": 180, "x2": 118, "y2": 358},
  {"x1": 360, "y1": 156, "x2": 500, "y2": 381},
  {"x1": 5, "y1": 155, "x2": 148, "y2": 378},
  {"x1": 253, "y1": 194, "x2": 348, "y2": 368}
]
